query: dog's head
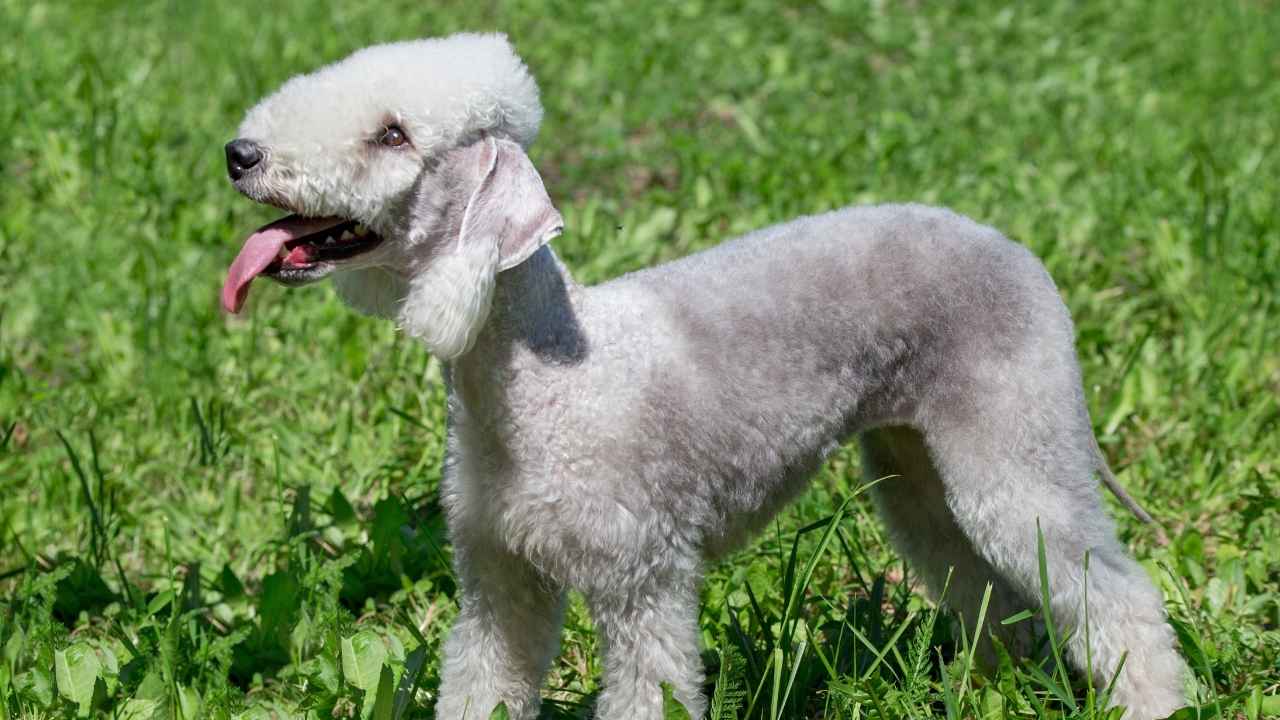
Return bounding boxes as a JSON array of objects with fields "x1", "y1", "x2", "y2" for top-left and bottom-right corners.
[{"x1": 222, "y1": 34, "x2": 562, "y2": 358}]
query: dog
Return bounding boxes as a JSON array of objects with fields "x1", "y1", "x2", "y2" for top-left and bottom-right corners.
[{"x1": 221, "y1": 34, "x2": 1188, "y2": 719}]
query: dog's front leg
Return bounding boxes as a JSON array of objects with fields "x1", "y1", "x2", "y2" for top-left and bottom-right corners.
[
  {"x1": 435, "y1": 532, "x2": 565, "y2": 720},
  {"x1": 587, "y1": 574, "x2": 706, "y2": 720}
]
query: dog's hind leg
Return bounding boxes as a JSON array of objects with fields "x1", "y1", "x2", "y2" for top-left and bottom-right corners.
[
  {"x1": 862, "y1": 428, "x2": 1038, "y2": 662},
  {"x1": 922, "y1": 396, "x2": 1188, "y2": 720},
  {"x1": 435, "y1": 534, "x2": 565, "y2": 720}
]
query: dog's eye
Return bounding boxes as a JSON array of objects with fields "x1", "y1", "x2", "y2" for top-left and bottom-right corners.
[{"x1": 379, "y1": 125, "x2": 408, "y2": 147}]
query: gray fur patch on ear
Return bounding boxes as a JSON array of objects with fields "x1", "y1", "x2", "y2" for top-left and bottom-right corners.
[{"x1": 396, "y1": 238, "x2": 500, "y2": 359}]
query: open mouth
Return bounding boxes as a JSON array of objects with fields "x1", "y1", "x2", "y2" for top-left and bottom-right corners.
[{"x1": 222, "y1": 214, "x2": 383, "y2": 313}]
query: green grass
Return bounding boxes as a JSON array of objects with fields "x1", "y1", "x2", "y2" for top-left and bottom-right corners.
[{"x1": 2, "y1": 0, "x2": 1278, "y2": 717}]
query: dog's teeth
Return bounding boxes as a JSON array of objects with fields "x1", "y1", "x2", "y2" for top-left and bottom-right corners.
[
  {"x1": 341, "y1": 230, "x2": 354, "y2": 241},
  {"x1": 323, "y1": 235, "x2": 336, "y2": 246},
  {"x1": 353, "y1": 224, "x2": 367, "y2": 236}
]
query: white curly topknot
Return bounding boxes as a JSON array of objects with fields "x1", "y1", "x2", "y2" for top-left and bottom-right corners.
[{"x1": 240, "y1": 33, "x2": 543, "y2": 157}]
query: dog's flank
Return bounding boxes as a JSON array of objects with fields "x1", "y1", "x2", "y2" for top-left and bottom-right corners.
[{"x1": 223, "y1": 34, "x2": 1190, "y2": 720}]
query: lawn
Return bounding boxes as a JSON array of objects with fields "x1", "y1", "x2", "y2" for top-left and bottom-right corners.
[{"x1": 1, "y1": 0, "x2": 1277, "y2": 718}]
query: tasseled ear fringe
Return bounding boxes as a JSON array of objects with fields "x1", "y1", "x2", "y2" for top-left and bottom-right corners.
[{"x1": 397, "y1": 239, "x2": 500, "y2": 360}]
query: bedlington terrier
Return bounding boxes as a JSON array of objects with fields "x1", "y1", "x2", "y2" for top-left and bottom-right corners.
[{"x1": 221, "y1": 34, "x2": 1188, "y2": 720}]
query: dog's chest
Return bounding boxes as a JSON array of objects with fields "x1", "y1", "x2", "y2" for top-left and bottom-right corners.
[{"x1": 444, "y1": 359, "x2": 593, "y2": 487}]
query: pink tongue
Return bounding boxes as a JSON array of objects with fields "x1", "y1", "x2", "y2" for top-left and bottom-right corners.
[{"x1": 221, "y1": 215, "x2": 343, "y2": 313}]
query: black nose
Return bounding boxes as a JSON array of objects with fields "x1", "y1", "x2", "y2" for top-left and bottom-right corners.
[{"x1": 225, "y1": 138, "x2": 263, "y2": 180}]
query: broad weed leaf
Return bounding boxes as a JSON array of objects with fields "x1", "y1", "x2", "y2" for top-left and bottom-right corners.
[
  {"x1": 134, "y1": 670, "x2": 166, "y2": 702},
  {"x1": 117, "y1": 696, "x2": 164, "y2": 720},
  {"x1": 177, "y1": 684, "x2": 202, "y2": 719},
  {"x1": 341, "y1": 630, "x2": 388, "y2": 691},
  {"x1": 3, "y1": 625, "x2": 24, "y2": 665},
  {"x1": 55, "y1": 643, "x2": 101, "y2": 715},
  {"x1": 17, "y1": 665, "x2": 55, "y2": 707}
]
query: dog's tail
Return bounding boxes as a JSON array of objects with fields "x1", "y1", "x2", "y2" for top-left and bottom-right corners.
[{"x1": 1091, "y1": 434, "x2": 1170, "y2": 544}]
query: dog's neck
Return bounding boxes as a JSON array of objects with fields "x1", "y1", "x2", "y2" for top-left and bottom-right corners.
[
  {"x1": 488, "y1": 245, "x2": 584, "y2": 352},
  {"x1": 450, "y1": 245, "x2": 589, "y2": 391}
]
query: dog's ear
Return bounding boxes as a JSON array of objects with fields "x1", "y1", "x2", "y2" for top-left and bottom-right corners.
[
  {"x1": 459, "y1": 136, "x2": 563, "y2": 271},
  {"x1": 392, "y1": 137, "x2": 560, "y2": 359}
]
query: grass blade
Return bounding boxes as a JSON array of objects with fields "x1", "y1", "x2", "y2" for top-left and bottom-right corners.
[{"x1": 1035, "y1": 519, "x2": 1076, "y2": 710}]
